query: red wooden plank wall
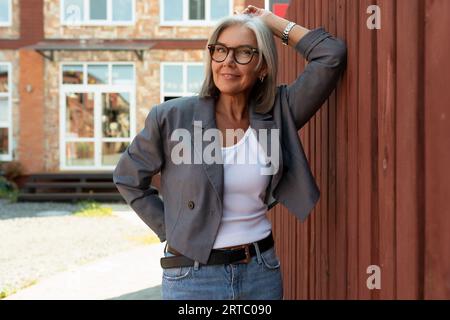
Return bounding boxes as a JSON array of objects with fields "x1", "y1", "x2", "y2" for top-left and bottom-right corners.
[
  {"x1": 423, "y1": 0, "x2": 450, "y2": 300},
  {"x1": 245, "y1": 0, "x2": 450, "y2": 299}
]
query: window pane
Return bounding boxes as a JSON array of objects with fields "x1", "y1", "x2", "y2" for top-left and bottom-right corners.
[
  {"x1": 66, "y1": 142, "x2": 95, "y2": 166},
  {"x1": 87, "y1": 64, "x2": 108, "y2": 84},
  {"x1": 0, "y1": 0, "x2": 10, "y2": 23},
  {"x1": 210, "y1": 0, "x2": 229, "y2": 20},
  {"x1": 163, "y1": 65, "x2": 183, "y2": 93},
  {"x1": 112, "y1": 0, "x2": 132, "y2": 21},
  {"x1": 164, "y1": 0, "x2": 182, "y2": 21},
  {"x1": 112, "y1": 65, "x2": 134, "y2": 85},
  {"x1": 90, "y1": 0, "x2": 107, "y2": 20},
  {"x1": 102, "y1": 142, "x2": 129, "y2": 166},
  {"x1": 0, "y1": 65, "x2": 8, "y2": 92},
  {"x1": 102, "y1": 93, "x2": 130, "y2": 138},
  {"x1": 187, "y1": 65, "x2": 204, "y2": 93},
  {"x1": 63, "y1": 65, "x2": 84, "y2": 84},
  {"x1": 63, "y1": 0, "x2": 84, "y2": 23},
  {"x1": 0, "y1": 127, "x2": 8, "y2": 155},
  {"x1": 189, "y1": 0, "x2": 205, "y2": 20},
  {"x1": 65, "y1": 92, "x2": 94, "y2": 138},
  {"x1": 0, "y1": 97, "x2": 8, "y2": 122}
]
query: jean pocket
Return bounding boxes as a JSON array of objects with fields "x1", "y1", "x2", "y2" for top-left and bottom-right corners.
[
  {"x1": 162, "y1": 266, "x2": 192, "y2": 281},
  {"x1": 162, "y1": 251, "x2": 192, "y2": 280},
  {"x1": 260, "y1": 247, "x2": 281, "y2": 270}
]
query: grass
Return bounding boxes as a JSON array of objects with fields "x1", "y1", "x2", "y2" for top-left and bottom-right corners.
[
  {"x1": 73, "y1": 201, "x2": 113, "y2": 217},
  {"x1": 126, "y1": 233, "x2": 160, "y2": 246},
  {"x1": 0, "y1": 287, "x2": 16, "y2": 299},
  {"x1": 0, "y1": 279, "x2": 38, "y2": 300}
]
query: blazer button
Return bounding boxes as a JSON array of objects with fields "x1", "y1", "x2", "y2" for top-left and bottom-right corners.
[{"x1": 187, "y1": 200, "x2": 195, "y2": 210}]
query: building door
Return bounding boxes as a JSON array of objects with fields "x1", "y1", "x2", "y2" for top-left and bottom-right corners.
[{"x1": 60, "y1": 63, "x2": 135, "y2": 170}]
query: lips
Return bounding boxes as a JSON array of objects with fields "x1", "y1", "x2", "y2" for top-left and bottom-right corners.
[{"x1": 221, "y1": 73, "x2": 240, "y2": 79}]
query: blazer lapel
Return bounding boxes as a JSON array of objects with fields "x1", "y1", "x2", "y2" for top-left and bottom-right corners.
[
  {"x1": 191, "y1": 97, "x2": 224, "y2": 209},
  {"x1": 191, "y1": 97, "x2": 284, "y2": 209},
  {"x1": 248, "y1": 101, "x2": 284, "y2": 196}
]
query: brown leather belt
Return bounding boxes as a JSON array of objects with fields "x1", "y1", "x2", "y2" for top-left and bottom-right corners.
[{"x1": 160, "y1": 232, "x2": 274, "y2": 269}]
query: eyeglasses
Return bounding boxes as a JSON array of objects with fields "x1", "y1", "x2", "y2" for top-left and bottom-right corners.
[{"x1": 207, "y1": 44, "x2": 259, "y2": 65}]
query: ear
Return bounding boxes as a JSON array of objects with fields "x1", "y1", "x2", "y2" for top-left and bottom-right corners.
[{"x1": 259, "y1": 63, "x2": 268, "y2": 78}]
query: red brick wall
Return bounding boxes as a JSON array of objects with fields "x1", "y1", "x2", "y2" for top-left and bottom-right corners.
[
  {"x1": 18, "y1": 50, "x2": 45, "y2": 173},
  {"x1": 0, "y1": 0, "x2": 44, "y2": 49},
  {"x1": 20, "y1": 0, "x2": 44, "y2": 43},
  {"x1": 12, "y1": 0, "x2": 45, "y2": 173}
]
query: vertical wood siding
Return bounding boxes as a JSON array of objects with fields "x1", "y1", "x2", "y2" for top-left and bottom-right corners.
[{"x1": 255, "y1": 0, "x2": 450, "y2": 299}]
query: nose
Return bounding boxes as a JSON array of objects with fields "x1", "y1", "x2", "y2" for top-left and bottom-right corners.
[{"x1": 222, "y1": 48, "x2": 236, "y2": 66}]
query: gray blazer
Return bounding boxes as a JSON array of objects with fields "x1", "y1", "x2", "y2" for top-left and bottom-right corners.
[{"x1": 113, "y1": 27, "x2": 347, "y2": 264}]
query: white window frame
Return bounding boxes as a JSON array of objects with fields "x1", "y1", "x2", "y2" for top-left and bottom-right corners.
[
  {"x1": 0, "y1": 0, "x2": 12, "y2": 26},
  {"x1": 60, "y1": 0, "x2": 136, "y2": 26},
  {"x1": 160, "y1": 0, "x2": 233, "y2": 26},
  {"x1": 59, "y1": 62, "x2": 136, "y2": 171},
  {"x1": 0, "y1": 63, "x2": 12, "y2": 161},
  {"x1": 160, "y1": 62, "x2": 204, "y2": 103}
]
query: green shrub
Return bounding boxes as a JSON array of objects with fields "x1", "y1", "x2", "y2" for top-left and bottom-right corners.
[{"x1": 0, "y1": 176, "x2": 19, "y2": 202}]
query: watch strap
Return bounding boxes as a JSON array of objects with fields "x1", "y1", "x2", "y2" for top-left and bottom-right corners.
[{"x1": 282, "y1": 21, "x2": 296, "y2": 45}]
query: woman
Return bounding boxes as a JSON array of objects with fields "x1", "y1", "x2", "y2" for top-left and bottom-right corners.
[{"x1": 113, "y1": 5, "x2": 347, "y2": 300}]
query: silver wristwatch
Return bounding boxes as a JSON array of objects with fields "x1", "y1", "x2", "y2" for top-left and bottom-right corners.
[{"x1": 281, "y1": 21, "x2": 296, "y2": 46}]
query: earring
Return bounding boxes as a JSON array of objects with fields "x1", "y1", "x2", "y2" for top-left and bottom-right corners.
[{"x1": 259, "y1": 75, "x2": 265, "y2": 82}]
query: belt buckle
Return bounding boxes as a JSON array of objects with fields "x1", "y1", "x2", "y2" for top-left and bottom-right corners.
[{"x1": 234, "y1": 244, "x2": 251, "y2": 264}]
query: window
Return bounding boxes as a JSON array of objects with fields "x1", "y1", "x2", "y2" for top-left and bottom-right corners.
[
  {"x1": 87, "y1": 64, "x2": 108, "y2": 84},
  {"x1": 0, "y1": 0, "x2": 12, "y2": 26},
  {"x1": 90, "y1": 0, "x2": 107, "y2": 20},
  {"x1": 60, "y1": 62, "x2": 135, "y2": 170},
  {"x1": 61, "y1": 0, "x2": 135, "y2": 26},
  {"x1": 161, "y1": 63, "x2": 204, "y2": 102},
  {"x1": 161, "y1": 0, "x2": 232, "y2": 25},
  {"x1": 189, "y1": 0, "x2": 205, "y2": 20},
  {"x1": 0, "y1": 63, "x2": 12, "y2": 161}
]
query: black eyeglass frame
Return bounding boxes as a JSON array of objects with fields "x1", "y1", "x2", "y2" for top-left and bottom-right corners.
[{"x1": 207, "y1": 44, "x2": 260, "y2": 65}]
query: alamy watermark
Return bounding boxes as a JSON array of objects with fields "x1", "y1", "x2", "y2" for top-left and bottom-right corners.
[
  {"x1": 367, "y1": 265, "x2": 381, "y2": 290},
  {"x1": 64, "y1": 3, "x2": 83, "y2": 28},
  {"x1": 367, "y1": 5, "x2": 381, "y2": 30},
  {"x1": 170, "y1": 122, "x2": 280, "y2": 176}
]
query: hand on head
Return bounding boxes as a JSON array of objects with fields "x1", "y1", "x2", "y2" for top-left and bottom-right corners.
[{"x1": 234, "y1": 5, "x2": 267, "y2": 17}]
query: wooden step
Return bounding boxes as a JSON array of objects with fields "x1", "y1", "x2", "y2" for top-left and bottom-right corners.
[
  {"x1": 24, "y1": 182, "x2": 116, "y2": 189},
  {"x1": 16, "y1": 172, "x2": 129, "y2": 203},
  {"x1": 17, "y1": 193, "x2": 124, "y2": 202},
  {"x1": 27, "y1": 173, "x2": 114, "y2": 182}
]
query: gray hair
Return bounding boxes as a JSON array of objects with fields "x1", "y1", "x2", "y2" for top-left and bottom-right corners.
[{"x1": 199, "y1": 14, "x2": 278, "y2": 114}]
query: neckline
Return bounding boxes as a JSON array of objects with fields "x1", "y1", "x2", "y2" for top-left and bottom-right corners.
[{"x1": 221, "y1": 126, "x2": 252, "y2": 150}]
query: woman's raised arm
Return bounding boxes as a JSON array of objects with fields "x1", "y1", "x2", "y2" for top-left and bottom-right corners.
[{"x1": 243, "y1": 5, "x2": 348, "y2": 130}]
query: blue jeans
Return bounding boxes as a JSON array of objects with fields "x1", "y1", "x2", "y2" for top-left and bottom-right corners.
[{"x1": 161, "y1": 243, "x2": 283, "y2": 300}]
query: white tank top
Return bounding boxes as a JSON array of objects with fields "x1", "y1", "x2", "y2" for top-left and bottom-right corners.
[{"x1": 212, "y1": 127, "x2": 272, "y2": 249}]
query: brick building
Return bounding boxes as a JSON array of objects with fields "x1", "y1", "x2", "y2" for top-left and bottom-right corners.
[{"x1": 0, "y1": 0, "x2": 257, "y2": 173}]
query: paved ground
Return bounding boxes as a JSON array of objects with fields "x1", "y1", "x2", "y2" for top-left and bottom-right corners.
[
  {"x1": 5, "y1": 242, "x2": 165, "y2": 300},
  {"x1": 1, "y1": 201, "x2": 165, "y2": 300}
]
